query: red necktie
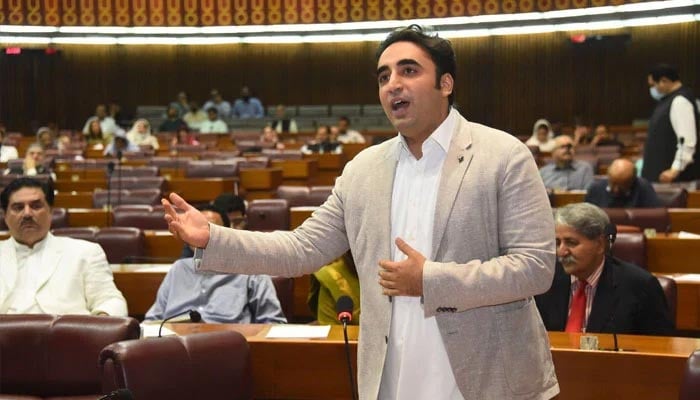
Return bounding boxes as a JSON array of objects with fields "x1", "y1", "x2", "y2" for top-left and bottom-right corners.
[{"x1": 565, "y1": 280, "x2": 588, "y2": 333}]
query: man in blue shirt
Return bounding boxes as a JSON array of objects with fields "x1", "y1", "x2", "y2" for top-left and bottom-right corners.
[
  {"x1": 539, "y1": 135, "x2": 594, "y2": 190},
  {"x1": 145, "y1": 205, "x2": 286, "y2": 323},
  {"x1": 232, "y1": 86, "x2": 264, "y2": 119}
]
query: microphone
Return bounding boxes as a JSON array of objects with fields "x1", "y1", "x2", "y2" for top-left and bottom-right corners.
[
  {"x1": 335, "y1": 296, "x2": 358, "y2": 400},
  {"x1": 98, "y1": 389, "x2": 133, "y2": 400},
  {"x1": 115, "y1": 150, "x2": 123, "y2": 207},
  {"x1": 158, "y1": 309, "x2": 202, "y2": 337}
]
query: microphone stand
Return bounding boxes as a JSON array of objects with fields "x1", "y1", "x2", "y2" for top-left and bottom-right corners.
[
  {"x1": 158, "y1": 309, "x2": 202, "y2": 338},
  {"x1": 340, "y1": 316, "x2": 358, "y2": 400},
  {"x1": 116, "y1": 150, "x2": 123, "y2": 207},
  {"x1": 106, "y1": 161, "x2": 115, "y2": 226}
]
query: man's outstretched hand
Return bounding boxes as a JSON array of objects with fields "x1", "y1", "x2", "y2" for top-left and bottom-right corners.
[{"x1": 162, "y1": 193, "x2": 211, "y2": 249}]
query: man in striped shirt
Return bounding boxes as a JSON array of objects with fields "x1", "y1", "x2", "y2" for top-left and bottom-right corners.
[{"x1": 535, "y1": 203, "x2": 674, "y2": 336}]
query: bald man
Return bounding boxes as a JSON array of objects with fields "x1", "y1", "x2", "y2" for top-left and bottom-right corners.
[
  {"x1": 539, "y1": 135, "x2": 594, "y2": 190},
  {"x1": 585, "y1": 158, "x2": 661, "y2": 208}
]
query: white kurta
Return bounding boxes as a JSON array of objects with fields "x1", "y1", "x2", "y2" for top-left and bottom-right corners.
[
  {"x1": 7, "y1": 236, "x2": 47, "y2": 314},
  {"x1": 379, "y1": 109, "x2": 464, "y2": 400}
]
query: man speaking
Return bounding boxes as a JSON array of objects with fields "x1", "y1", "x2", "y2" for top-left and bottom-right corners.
[{"x1": 164, "y1": 25, "x2": 558, "y2": 400}]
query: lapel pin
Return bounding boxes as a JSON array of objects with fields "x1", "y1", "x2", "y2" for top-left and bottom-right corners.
[{"x1": 458, "y1": 155, "x2": 464, "y2": 163}]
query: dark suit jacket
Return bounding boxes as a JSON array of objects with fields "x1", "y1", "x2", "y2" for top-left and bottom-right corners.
[
  {"x1": 535, "y1": 257, "x2": 674, "y2": 336},
  {"x1": 585, "y1": 177, "x2": 661, "y2": 208}
]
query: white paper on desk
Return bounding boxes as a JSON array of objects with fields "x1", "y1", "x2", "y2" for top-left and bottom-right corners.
[
  {"x1": 141, "y1": 323, "x2": 176, "y2": 338},
  {"x1": 678, "y1": 231, "x2": 700, "y2": 239},
  {"x1": 266, "y1": 324, "x2": 331, "y2": 339}
]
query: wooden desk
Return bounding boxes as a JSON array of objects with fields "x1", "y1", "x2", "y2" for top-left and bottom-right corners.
[
  {"x1": 112, "y1": 264, "x2": 171, "y2": 318},
  {"x1": 167, "y1": 324, "x2": 699, "y2": 400},
  {"x1": 552, "y1": 191, "x2": 586, "y2": 207},
  {"x1": 647, "y1": 233, "x2": 700, "y2": 274},
  {"x1": 290, "y1": 206, "x2": 317, "y2": 229},
  {"x1": 67, "y1": 208, "x2": 112, "y2": 227},
  {"x1": 657, "y1": 273, "x2": 700, "y2": 332},
  {"x1": 167, "y1": 178, "x2": 238, "y2": 203},
  {"x1": 689, "y1": 191, "x2": 700, "y2": 208},
  {"x1": 669, "y1": 208, "x2": 700, "y2": 233},
  {"x1": 55, "y1": 192, "x2": 94, "y2": 208},
  {"x1": 303, "y1": 154, "x2": 346, "y2": 185},
  {"x1": 270, "y1": 159, "x2": 318, "y2": 185},
  {"x1": 54, "y1": 179, "x2": 108, "y2": 192}
]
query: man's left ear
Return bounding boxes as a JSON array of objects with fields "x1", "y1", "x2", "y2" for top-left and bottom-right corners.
[{"x1": 440, "y1": 73, "x2": 454, "y2": 96}]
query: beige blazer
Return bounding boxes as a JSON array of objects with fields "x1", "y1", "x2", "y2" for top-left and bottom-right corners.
[
  {"x1": 201, "y1": 112, "x2": 559, "y2": 399},
  {"x1": 0, "y1": 233, "x2": 128, "y2": 316}
]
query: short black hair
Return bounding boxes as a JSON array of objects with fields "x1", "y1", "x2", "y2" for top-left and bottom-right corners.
[
  {"x1": 338, "y1": 116, "x2": 350, "y2": 124},
  {"x1": 1, "y1": 177, "x2": 54, "y2": 211},
  {"x1": 212, "y1": 193, "x2": 246, "y2": 216},
  {"x1": 375, "y1": 24, "x2": 457, "y2": 105},
  {"x1": 197, "y1": 204, "x2": 230, "y2": 228},
  {"x1": 206, "y1": 107, "x2": 218, "y2": 115},
  {"x1": 649, "y1": 63, "x2": 680, "y2": 82}
]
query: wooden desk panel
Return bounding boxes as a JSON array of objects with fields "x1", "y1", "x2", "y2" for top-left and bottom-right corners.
[
  {"x1": 647, "y1": 234, "x2": 700, "y2": 274},
  {"x1": 270, "y1": 159, "x2": 318, "y2": 180},
  {"x1": 55, "y1": 192, "x2": 94, "y2": 208},
  {"x1": 342, "y1": 143, "x2": 368, "y2": 162},
  {"x1": 239, "y1": 168, "x2": 283, "y2": 190},
  {"x1": 54, "y1": 179, "x2": 107, "y2": 192},
  {"x1": 167, "y1": 178, "x2": 237, "y2": 203},
  {"x1": 290, "y1": 206, "x2": 317, "y2": 229},
  {"x1": 657, "y1": 274, "x2": 700, "y2": 331},
  {"x1": 167, "y1": 324, "x2": 699, "y2": 400},
  {"x1": 669, "y1": 208, "x2": 700, "y2": 233},
  {"x1": 113, "y1": 265, "x2": 169, "y2": 318},
  {"x1": 67, "y1": 208, "x2": 112, "y2": 227},
  {"x1": 303, "y1": 153, "x2": 346, "y2": 171},
  {"x1": 552, "y1": 191, "x2": 586, "y2": 207},
  {"x1": 689, "y1": 191, "x2": 700, "y2": 208},
  {"x1": 144, "y1": 230, "x2": 183, "y2": 261}
]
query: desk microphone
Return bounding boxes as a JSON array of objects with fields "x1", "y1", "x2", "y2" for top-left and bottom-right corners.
[
  {"x1": 158, "y1": 309, "x2": 202, "y2": 337},
  {"x1": 98, "y1": 388, "x2": 133, "y2": 400},
  {"x1": 336, "y1": 296, "x2": 358, "y2": 400}
]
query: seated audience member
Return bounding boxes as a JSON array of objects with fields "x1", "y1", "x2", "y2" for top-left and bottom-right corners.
[
  {"x1": 0, "y1": 177, "x2": 127, "y2": 315},
  {"x1": 271, "y1": 104, "x2": 298, "y2": 134},
  {"x1": 84, "y1": 117, "x2": 109, "y2": 148},
  {"x1": 145, "y1": 205, "x2": 285, "y2": 324},
  {"x1": 202, "y1": 89, "x2": 232, "y2": 120},
  {"x1": 180, "y1": 194, "x2": 246, "y2": 259},
  {"x1": 526, "y1": 118, "x2": 556, "y2": 152},
  {"x1": 336, "y1": 116, "x2": 366, "y2": 144},
  {"x1": 535, "y1": 203, "x2": 674, "y2": 336},
  {"x1": 308, "y1": 252, "x2": 360, "y2": 325},
  {"x1": 539, "y1": 135, "x2": 594, "y2": 190},
  {"x1": 0, "y1": 126, "x2": 19, "y2": 162},
  {"x1": 169, "y1": 91, "x2": 190, "y2": 117},
  {"x1": 232, "y1": 86, "x2": 264, "y2": 119},
  {"x1": 170, "y1": 127, "x2": 200, "y2": 148},
  {"x1": 301, "y1": 125, "x2": 342, "y2": 155},
  {"x1": 159, "y1": 105, "x2": 187, "y2": 133},
  {"x1": 591, "y1": 124, "x2": 624, "y2": 149},
  {"x1": 82, "y1": 104, "x2": 118, "y2": 137},
  {"x1": 183, "y1": 101, "x2": 208, "y2": 131},
  {"x1": 103, "y1": 129, "x2": 140, "y2": 157},
  {"x1": 36, "y1": 127, "x2": 59, "y2": 151},
  {"x1": 4, "y1": 143, "x2": 56, "y2": 181},
  {"x1": 199, "y1": 107, "x2": 228, "y2": 134},
  {"x1": 126, "y1": 118, "x2": 159, "y2": 150},
  {"x1": 585, "y1": 158, "x2": 661, "y2": 208},
  {"x1": 260, "y1": 126, "x2": 284, "y2": 150}
]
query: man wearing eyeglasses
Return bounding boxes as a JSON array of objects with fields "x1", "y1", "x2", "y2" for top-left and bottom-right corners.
[{"x1": 539, "y1": 135, "x2": 594, "y2": 191}]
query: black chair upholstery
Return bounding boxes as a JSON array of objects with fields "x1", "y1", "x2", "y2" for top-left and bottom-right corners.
[
  {"x1": 276, "y1": 185, "x2": 311, "y2": 207},
  {"x1": 112, "y1": 205, "x2": 168, "y2": 230},
  {"x1": 246, "y1": 199, "x2": 290, "y2": 231},
  {"x1": 0, "y1": 314, "x2": 140, "y2": 399},
  {"x1": 96, "y1": 227, "x2": 146, "y2": 264},
  {"x1": 680, "y1": 350, "x2": 700, "y2": 400},
  {"x1": 100, "y1": 331, "x2": 253, "y2": 400},
  {"x1": 51, "y1": 207, "x2": 69, "y2": 229}
]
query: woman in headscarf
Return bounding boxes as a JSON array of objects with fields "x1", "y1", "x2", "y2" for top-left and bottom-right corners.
[
  {"x1": 526, "y1": 118, "x2": 556, "y2": 152},
  {"x1": 126, "y1": 118, "x2": 159, "y2": 150}
]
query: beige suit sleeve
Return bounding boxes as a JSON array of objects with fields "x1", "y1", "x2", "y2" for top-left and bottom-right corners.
[
  {"x1": 82, "y1": 242, "x2": 128, "y2": 316},
  {"x1": 422, "y1": 141, "x2": 556, "y2": 316}
]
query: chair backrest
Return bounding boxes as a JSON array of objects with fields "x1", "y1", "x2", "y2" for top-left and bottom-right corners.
[
  {"x1": 93, "y1": 189, "x2": 162, "y2": 208},
  {"x1": 246, "y1": 199, "x2": 290, "y2": 231},
  {"x1": 654, "y1": 186, "x2": 688, "y2": 208},
  {"x1": 185, "y1": 160, "x2": 238, "y2": 178},
  {"x1": 655, "y1": 276, "x2": 677, "y2": 324},
  {"x1": 679, "y1": 350, "x2": 700, "y2": 400},
  {"x1": 52, "y1": 226, "x2": 99, "y2": 242},
  {"x1": 149, "y1": 156, "x2": 194, "y2": 169},
  {"x1": 96, "y1": 227, "x2": 146, "y2": 263},
  {"x1": 100, "y1": 331, "x2": 252, "y2": 400},
  {"x1": 0, "y1": 314, "x2": 140, "y2": 397},
  {"x1": 309, "y1": 186, "x2": 333, "y2": 206},
  {"x1": 110, "y1": 176, "x2": 166, "y2": 192},
  {"x1": 111, "y1": 166, "x2": 159, "y2": 178},
  {"x1": 262, "y1": 149, "x2": 303, "y2": 160},
  {"x1": 612, "y1": 232, "x2": 647, "y2": 269},
  {"x1": 625, "y1": 208, "x2": 670, "y2": 232},
  {"x1": 51, "y1": 207, "x2": 69, "y2": 229},
  {"x1": 276, "y1": 185, "x2": 310, "y2": 207},
  {"x1": 271, "y1": 276, "x2": 295, "y2": 322},
  {"x1": 112, "y1": 205, "x2": 168, "y2": 230}
]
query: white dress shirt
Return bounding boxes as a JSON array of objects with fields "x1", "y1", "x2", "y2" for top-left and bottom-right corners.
[
  {"x1": 669, "y1": 95, "x2": 698, "y2": 172},
  {"x1": 7, "y1": 236, "x2": 48, "y2": 314},
  {"x1": 379, "y1": 108, "x2": 463, "y2": 400}
]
